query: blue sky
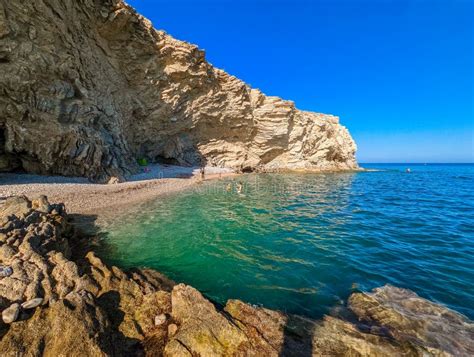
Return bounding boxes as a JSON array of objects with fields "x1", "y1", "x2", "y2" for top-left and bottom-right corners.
[{"x1": 127, "y1": 0, "x2": 473, "y2": 163}]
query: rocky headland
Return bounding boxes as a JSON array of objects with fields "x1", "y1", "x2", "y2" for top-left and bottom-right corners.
[
  {"x1": 0, "y1": 0, "x2": 357, "y2": 181},
  {"x1": 0, "y1": 195, "x2": 472, "y2": 356}
]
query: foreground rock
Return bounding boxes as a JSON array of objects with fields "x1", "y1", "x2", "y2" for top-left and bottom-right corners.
[
  {"x1": 1, "y1": 303, "x2": 19, "y2": 324},
  {"x1": 0, "y1": 196, "x2": 472, "y2": 356},
  {"x1": 0, "y1": 0, "x2": 357, "y2": 180}
]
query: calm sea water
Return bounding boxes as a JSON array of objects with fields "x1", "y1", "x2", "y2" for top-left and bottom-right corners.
[{"x1": 98, "y1": 164, "x2": 474, "y2": 319}]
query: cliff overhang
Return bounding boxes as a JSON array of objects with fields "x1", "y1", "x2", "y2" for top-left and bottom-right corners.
[{"x1": 0, "y1": 0, "x2": 357, "y2": 181}]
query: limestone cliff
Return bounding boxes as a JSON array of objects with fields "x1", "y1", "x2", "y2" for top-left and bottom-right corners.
[{"x1": 0, "y1": 0, "x2": 357, "y2": 180}]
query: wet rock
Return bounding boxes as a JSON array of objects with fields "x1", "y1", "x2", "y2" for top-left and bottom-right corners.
[
  {"x1": 2, "y1": 303, "x2": 20, "y2": 324},
  {"x1": 310, "y1": 315, "x2": 408, "y2": 356},
  {"x1": 21, "y1": 298, "x2": 43, "y2": 310},
  {"x1": 348, "y1": 285, "x2": 474, "y2": 356}
]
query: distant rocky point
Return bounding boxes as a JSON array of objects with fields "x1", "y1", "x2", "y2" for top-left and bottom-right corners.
[{"x1": 0, "y1": 0, "x2": 357, "y2": 181}]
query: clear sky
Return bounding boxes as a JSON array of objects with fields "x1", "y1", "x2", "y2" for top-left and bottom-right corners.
[{"x1": 126, "y1": 0, "x2": 473, "y2": 163}]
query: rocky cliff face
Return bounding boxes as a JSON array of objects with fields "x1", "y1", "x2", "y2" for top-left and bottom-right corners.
[
  {"x1": 0, "y1": 0, "x2": 357, "y2": 180},
  {"x1": 0, "y1": 196, "x2": 472, "y2": 356}
]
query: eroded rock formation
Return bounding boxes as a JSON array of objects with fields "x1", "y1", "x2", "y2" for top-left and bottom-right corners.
[
  {"x1": 0, "y1": 0, "x2": 357, "y2": 180},
  {"x1": 0, "y1": 196, "x2": 472, "y2": 356}
]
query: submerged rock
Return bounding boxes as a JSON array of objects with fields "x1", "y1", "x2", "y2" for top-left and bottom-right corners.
[
  {"x1": 349, "y1": 285, "x2": 474, "y2": 356},
  {"x1": 0, "y1": 195, "x2": 472, "y2": 356}
]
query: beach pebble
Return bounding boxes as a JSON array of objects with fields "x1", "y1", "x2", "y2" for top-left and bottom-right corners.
[
  {"x1": 154, "y1": 313, "x2": 167, "y2": 326},
  {"x1": 21, "y1": 298, "x2": 43, "y2": 310},
  {"x1": 168, "y1": 323, "x2": 178, "y2": 336},
  {"x1": 2, "y1": 303, "x2": 20, "y2": 324},
  {"x1": 0, "y1": 265, "x2": 13, "y2": 277},
  {"x1": 107, "y1": 176, "x2": 124, "y2": 185}
]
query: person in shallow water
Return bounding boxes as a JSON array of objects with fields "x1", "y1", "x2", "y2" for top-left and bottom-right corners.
[
  {"x1": 226, "y1": 183, "x2": 232, "y2": 192},
  {"x1": 236, "y1": 181, "x2": 243, "y2": 194}
]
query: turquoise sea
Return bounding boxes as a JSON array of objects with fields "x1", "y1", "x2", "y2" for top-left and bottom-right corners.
[{"x1": 98, "y1": 164, "x2": 474, "y2": 319}]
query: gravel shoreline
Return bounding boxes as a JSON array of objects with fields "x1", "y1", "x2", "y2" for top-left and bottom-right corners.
[{"x1": 0, "y1": 165, "x2": 237, "y2": 218}]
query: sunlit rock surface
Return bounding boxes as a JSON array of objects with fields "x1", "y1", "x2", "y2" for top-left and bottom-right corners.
[
  {"x1": 0, "y1": 196, "x2": 472, "y2": 356},
  {"x1": 0, "y1": 0, "x2": 357, "y2": 180}
]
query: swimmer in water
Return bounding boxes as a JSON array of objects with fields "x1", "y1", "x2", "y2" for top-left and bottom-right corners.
[{"x1": 406, "y1": 168, "x2": 411, "y2": 173}]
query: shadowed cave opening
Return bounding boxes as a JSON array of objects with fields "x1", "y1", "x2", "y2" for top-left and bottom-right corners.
[
  {"x1": 241, "y1": 166, "x2": 254, "y2": 173},
  {"x1": 0, "y1": 127, "x2": 23, "y2": 173},
  {"x1": 154, "y1": 155, "x2": 182, "y2": 166}
]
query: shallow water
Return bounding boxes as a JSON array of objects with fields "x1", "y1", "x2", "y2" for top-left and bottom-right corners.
[{"x1": 98, "y1": 164, "x2": 474, "y2": 319}]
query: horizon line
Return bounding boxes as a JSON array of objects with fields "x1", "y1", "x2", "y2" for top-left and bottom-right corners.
[{"x1": 358, "y1": 162, "x2": 474, "y2": 164}]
